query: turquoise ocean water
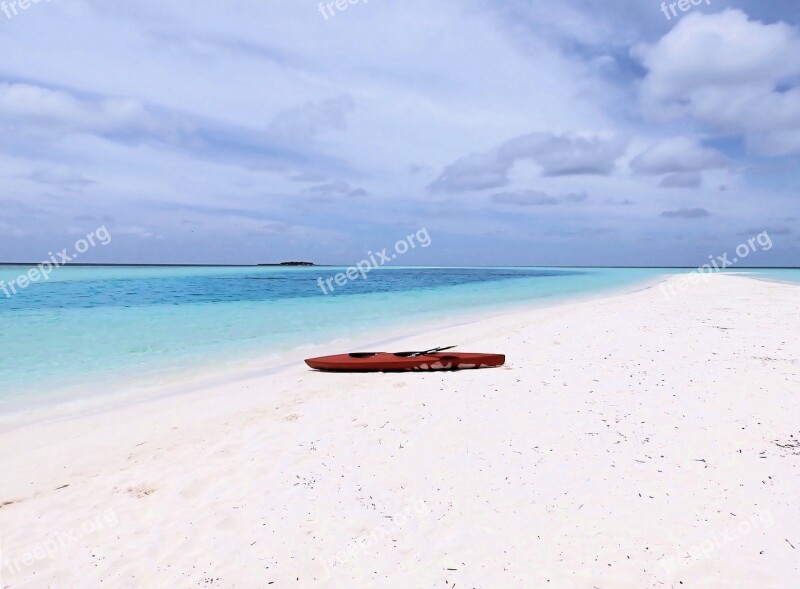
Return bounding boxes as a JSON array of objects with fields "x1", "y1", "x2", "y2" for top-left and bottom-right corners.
[{"x1": 0, "y1": 266, "x2": 796, "y2": 412}]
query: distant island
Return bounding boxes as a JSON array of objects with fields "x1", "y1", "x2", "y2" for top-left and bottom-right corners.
[{"x1": 257, "y1": 261, "x2": 315, "y2": 267}]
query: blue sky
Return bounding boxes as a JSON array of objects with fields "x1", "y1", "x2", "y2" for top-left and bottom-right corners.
[{"x1": 0, "y1": 0, "x2": 798, "y2": 265}]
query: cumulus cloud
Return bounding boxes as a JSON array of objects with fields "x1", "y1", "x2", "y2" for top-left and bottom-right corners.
[
  {"x1": 660, "y1": 207, "x2": 711, "y2": 219},
  {"x1": 430, "y1": 132, "x2": 627, "y2": 192},
  {"x1": 634, "y1": 10, "x2": 800, "y2": 155},
  {"x1": 500, "y1": 134, "x2": 627, "y2": 176},
  {"x1": 431, "y1": 151, "x2": 509, "y2": 192}
]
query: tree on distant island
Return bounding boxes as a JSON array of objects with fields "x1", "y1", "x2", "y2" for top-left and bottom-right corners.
[{"x1": 257, "y1": 261, "x2": 315, "y2": 266}]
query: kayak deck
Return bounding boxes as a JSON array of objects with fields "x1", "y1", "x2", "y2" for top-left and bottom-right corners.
[{"x1": 305, "y1": 352, "x2": 505, "y2": 372}]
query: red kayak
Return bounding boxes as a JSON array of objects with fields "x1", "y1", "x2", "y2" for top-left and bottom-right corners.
[{"x1": 305, "y1": 346, "x2": 505, "y2": 372}]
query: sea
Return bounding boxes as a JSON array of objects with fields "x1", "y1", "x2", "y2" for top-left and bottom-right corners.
[{"x1": 0, "y1": 266, "x2": 797, "y2": 412}]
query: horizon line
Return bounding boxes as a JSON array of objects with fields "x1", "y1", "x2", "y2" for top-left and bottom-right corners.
[{"x1": 1, "y1": 263, "x2": 799, "y2": 270}]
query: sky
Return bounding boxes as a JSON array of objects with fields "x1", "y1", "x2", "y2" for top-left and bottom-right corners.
[{"x1": 0, "y1": 0, "x2": 798, "y2": 266}]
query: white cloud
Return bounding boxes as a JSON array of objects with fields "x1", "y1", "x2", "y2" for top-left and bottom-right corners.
[
  {"x1": 659, "y1": 172, "x2": 702, "y2": 189},
  {"x1": 630, "y1": 137, "x2": 727, "y2": 174},
  {"x1": 0, "y1": 1, "x2": 796, "y2": 264},
  {"x1": 635, "y1": 10, "x2": 800, "y2": 155},
  {"x1": 0, "y1": 83, "x2": 159, "y2": 136},
  {"x1": 267, "y1": 95, "x2": 356, "y2": 143},
  {"x1": 430, "y1": 132, "x2": 627, "y2": 192}
]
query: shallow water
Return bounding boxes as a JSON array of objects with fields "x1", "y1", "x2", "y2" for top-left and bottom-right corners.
[{"x1": 0, "y1": 266, "x2": 796, "y2": 411}]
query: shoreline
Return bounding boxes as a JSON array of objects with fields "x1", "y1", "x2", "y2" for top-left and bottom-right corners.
[
  {"x1": 1, "y1": 273, "x2": 798, "y2": 587},
  {"x1": 0, "y1": 270, "x2": 676, "y2": 429}
]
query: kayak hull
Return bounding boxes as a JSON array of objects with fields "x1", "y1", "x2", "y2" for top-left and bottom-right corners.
[{"x1": 305, "y1": 352, "x2": 505, "y2": 372}]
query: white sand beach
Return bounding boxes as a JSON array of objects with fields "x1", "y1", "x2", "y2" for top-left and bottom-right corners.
[{"x1": 1, "y1": 273, "x2": 799, "y2": 588}]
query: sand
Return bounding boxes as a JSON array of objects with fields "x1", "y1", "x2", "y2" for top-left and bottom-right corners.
[{"x1": 1, "y1": 273, "x2": 798, "y2": 588}]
